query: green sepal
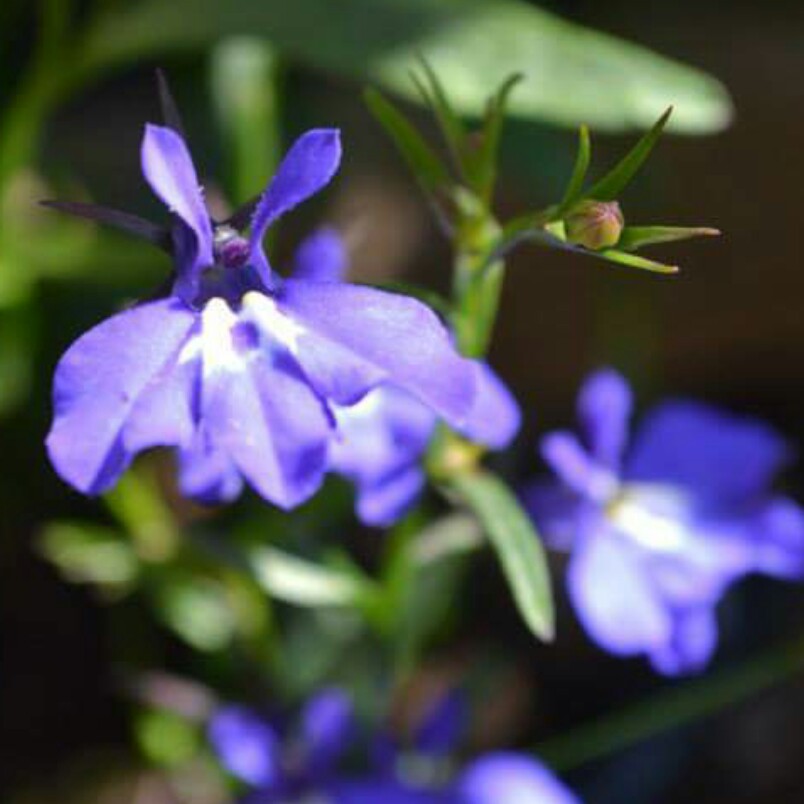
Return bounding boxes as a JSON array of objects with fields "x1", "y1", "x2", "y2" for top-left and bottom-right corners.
[
  {"x1": 450, "y1": 470, "x2": 555, "y2": 641},
  {"x1": 597, "y1": 247, "x2": 679, "y2": 274},
  {"x1": 585, "y1": 106, "x2": 673, "y2": 201},
  {"x1": 618, "y1": 225, "x2": 720, "y2": 251},
  {"x1": 364, "y1": 87, "x2": 451, "y2": 195}
]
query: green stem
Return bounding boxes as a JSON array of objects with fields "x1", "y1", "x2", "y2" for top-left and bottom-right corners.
[{"x1": 537, "y1": 633, "x2": 804, "y2": 772}]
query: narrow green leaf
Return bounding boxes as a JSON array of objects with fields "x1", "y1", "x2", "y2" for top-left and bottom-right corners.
[
  {"x1": 364, "y1": 87, "x2": 451, "y2": 194},
  {"x1": 585, "y1": 107, "x2": 673, "y2": 201},
  {"x1": 557, "y1": 124, "x2": 591, "y2": 213},
  {"x1": 618, "y1": 225, "x2": 720, "y2": 251},
  {"x1": 466, "y1": 73, "x2": 524, "y2": 201},
  {"x1": 413, "y1": 57, "x2": 467, "y2": 171},
  {"x1": 249, "y1": 546, "x2": 370, "y2": 608},
  {"x1": 451, "y1": 470, "x2": 554, "y2": 641},
  {"x1": 598, "y1": 248, "x2": 679, "y2": 274}
]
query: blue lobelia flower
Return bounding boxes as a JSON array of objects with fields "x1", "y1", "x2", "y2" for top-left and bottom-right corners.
[
  {"x1": 525, "y1": 368, "x2": 804, "y2": 675},
  {"x1": 213, "y1": 689, "x2": 581, "y2": 804},
  {"x1": 269, "y1": 226, "x2": 521, "y2": 526},
  {"x1": 45, "y1": 117, "x2": 476, "y2": 510}
]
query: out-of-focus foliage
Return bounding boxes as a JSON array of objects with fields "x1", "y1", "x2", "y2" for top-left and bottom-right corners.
[{"x1": 79, "y1": 0, "x2": 731, "y2": 133}]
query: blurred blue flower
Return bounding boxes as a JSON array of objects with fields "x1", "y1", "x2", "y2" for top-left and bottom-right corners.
[
  {"x1": 525, "y1": 368, "x2": 804, "y2": 675},
  {"x1": 211, "y1": 690, "x2": 580, "y2": 804},
  {"x1": 46, "y1": 122, "x2": 476, "y2": 509}
]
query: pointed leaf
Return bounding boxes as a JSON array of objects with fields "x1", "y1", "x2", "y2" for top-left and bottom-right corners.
[
  {"x1": 413, "y1": 57, "x2": 467, "y2": 171},
  {"x1": 364, "y1": 87, "x2": 451, "y2": 195},
  {"x1": 585, "y1": 107, "x2": 673, "y2": 201},
  {"x1": 557, "y1": 124, "x2": 591, "y2": 213},
  {"x1": 618, "y1": 225, "x2": 720, "y2": 251},
  {"x1": 465, "y1": 72, "x2": 524, "y2": 201},
  {"x1": 451, "y1": 470, "x2": 554, "y2": 641},
  {"x1": 598, "y1": 247, "x2": 679, "y2": 274}
]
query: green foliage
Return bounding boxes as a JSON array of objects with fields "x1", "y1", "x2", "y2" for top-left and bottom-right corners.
[
  {"x1": 79, "y1": 0, "x2": 732, "y2": 133},
  {"x1": 134, "y1": 708, "x2": 200, "y2": 768},
  {"x1": 451, "y1": 470, "x2": 554, "y2": 641}
]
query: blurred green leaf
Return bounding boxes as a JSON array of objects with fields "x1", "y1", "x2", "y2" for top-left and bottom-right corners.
[
  {"x1": 134, "y1": 708, "x2": 200, "y2": 768},
  {"x1": 211, "y1": 37, "x2": 281, "y2": 202},
  {"x1": 104, "y1": 465, "x2": 179, "y2": 562},
  {"x1": 618, "y1": 224, "x2": 720, "y2": 251},
  {"x1": 364, "y1": 88, "x2": 451, "y2": 195},
  {"x1": 81, "y1": 0, "x2": 731, "y2": 133},
  {"x1": 451, "y1": 470, "x2": 554, "y2": 641},
  {"x1": 0, "y1": 305, "x2": 36, "y2": 416},
  {"x1": 155, "y1": 574, "x2": 237, "y2": 651},
  {"x1": 585, "y1": 107, "x2": 673, "y2": 201},
  {"x1": 249, "y1": 546, "x2": 372, "y2": 608},
  {"x1": 39, "y1": 521, "x2": 140, "y2": 597}
]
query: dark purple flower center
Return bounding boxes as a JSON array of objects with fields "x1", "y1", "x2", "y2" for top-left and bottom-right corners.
[{"x1": 214, "y1": 225, "x2": 250, "y2": 269}]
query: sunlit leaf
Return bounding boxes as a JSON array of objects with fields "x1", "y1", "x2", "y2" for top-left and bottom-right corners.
[
  {"x1": 451, "y1": 470, "x2": 554, "y2": 641},
  {"x1": 81, "y1": 0, "x2": 732, "y2": 133},
  {"x1": 249, "y1": 546, "x2": 371, "y2": 608}
]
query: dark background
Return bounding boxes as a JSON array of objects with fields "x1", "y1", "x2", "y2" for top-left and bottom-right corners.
[{"x1": 2, "y1": 1, "x2": 804, "y2": 801}]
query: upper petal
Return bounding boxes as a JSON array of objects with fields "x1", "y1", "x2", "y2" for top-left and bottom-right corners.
[
  {"x1": 577, "y1": 368, "x2": 632, "y2": 468},
  {"x1": 457, "y1": 362, "x2": 521, "y2": 450},
  {"x1": 568, "y1": 514, "x2": 672, "y2": 658},
  {"x1": 208, "y1": 706, "x2": 281, "y2": 788},
  {"x1": 278, "y1": 281, "x2": 475, "y2": 425},
  {"x1": 625, "y1": 401, "x2": 791, "y2": 505},
  {"x1": 249, "y1": 130, "x2": 342, "y2": 255},
  {"x1": 293, "y1": 227, "x2": 348, "y2": 283},
  {"x1": 46, "y1": 299, "x2": 197, "y2": 494},
  {"x1": 541, "y1": 431, "x2": 617, "y2": 503},
  {"x1": 141, "y1": 124, "x2": 213, "y2": 268},
  {"x1": 456, "y1": 752, "x2": 580, "y2": 804}
]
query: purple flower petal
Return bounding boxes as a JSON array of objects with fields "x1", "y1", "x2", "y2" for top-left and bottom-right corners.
[
  {"x1": 541, "y1": 431, "x2": 617, "y2": 503},
  {"x1": 178, "y1": 433, "x2": 244, "y2": 505},
  {"x1": 648, "y1": 606, "x2": 718, "y2": 676},
  {"x1": 750, "y1": 496, "x2": 804, "y2": 579},
  {"x1": 567, "y1": 513, "x2": 672, "y2": 657},
  {"x1": 456, "y1": 752, "x2": 580, "y2": 804},
  {"x1": 300, "y1": 688, "x2": 354, "y2": 773},
  {"x1": 521, "y1": 481, "x2": 581, "y2": 551},
  {"x1": 249, "y1": 129, "x2": 342, "y2": 276},
  {"x1": 279, "y1": 280, "x2": 475, "y2": 424},
  {"x1": 415, "y1": 690, "x2": 467, "y2": 756},
  {"x1": 577, "y1": 367, "x2": 632, "y2": 468},
  {"x1": 626, "y1": 401, "x2": 791, "y2": 505},
  {"x1": 354, "y1": 466, "x2": 427, "y2": 527},
  {"x1": 200, "y1": 347, "x2": 331, "y2": 509},
  {"x1": 458, "y1": 363, "x2": 521, "y2": 450},
  {"x1": 293, "y1": 227, "x2": 348, "y2": 283},
  {"x1": 328, "y1": 780, "x2": 447, "y2": 804},
  {"x1": 208, "y1": 706, "x2": 280, "y2": 788},
  {"x1": 46, "y1": 299, "x2": 197, "y2": 494},
  {"x1": 140, "y1": 124, "x2": 213, "y2": 269}
]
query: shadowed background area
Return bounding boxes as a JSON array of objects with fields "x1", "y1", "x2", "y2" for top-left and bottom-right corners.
[{"x1": 1, "y1": 0, "x2": 804, "y2": 802}]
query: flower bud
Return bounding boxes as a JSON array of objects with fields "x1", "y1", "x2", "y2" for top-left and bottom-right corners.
[{"x1": 564, "y1": 200, "x2": 624, "y2": 251}]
